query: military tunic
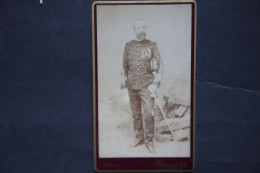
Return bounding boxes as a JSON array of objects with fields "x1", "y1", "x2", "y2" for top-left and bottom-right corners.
[
  {"x1": 122, "y1": 39, "x2": 163, "y2": 143},
  {"x1": 123, "y1": 39, "x2": 162, "y2": 90}
]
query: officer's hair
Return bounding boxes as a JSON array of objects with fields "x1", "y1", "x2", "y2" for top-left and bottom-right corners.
[{"x1": 133, "y1": 19, "x2": 146, "y2": 30}]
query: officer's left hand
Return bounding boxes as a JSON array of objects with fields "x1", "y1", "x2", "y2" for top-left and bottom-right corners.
[
  {"x1": 153, "y1": 73, "x2": 162, "y2": 83},
  {"x1": 148, "y1": 84, "x2": 158, "y2": 97}
]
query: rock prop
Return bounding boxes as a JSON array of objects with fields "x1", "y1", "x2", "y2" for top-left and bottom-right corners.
[
  {"x1": 154, "y1": 76, "x2": 191, "y2": 142},
  {"x1": 154, "y1": 104, "x2": 190, "y2": 142}
]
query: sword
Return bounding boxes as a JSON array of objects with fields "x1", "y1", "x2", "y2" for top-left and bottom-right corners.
[{"x1": 154, "y1": 94, "x2": 176, "y2": 139}]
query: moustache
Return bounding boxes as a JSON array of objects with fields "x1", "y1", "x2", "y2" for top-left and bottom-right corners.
[{"x1": 137, "y1": 32, "x2": 146, "y2": 38}]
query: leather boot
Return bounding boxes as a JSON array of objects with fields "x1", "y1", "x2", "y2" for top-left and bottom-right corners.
[
  {"x1": 145, "y1": 142, "x2": 156, "y2": 154},
  {"x1": 131, "y1": 139, "x2": 144, "y2": 147}
]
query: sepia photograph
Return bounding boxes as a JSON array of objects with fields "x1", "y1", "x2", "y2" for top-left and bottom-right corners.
[
  {"x1": 93, "y1": 0, "x2": 196, "y2": 171},
  {"x1": 96, "y1": 3, "x2": 192, "y2": 157}
]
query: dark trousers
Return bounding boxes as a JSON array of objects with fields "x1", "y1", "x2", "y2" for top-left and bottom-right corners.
[{"x1": 128, "y1": 88, "x2": 154, "y2": 143}]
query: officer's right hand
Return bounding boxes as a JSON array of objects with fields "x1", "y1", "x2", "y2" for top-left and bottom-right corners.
[
  {"x1": 120, "y1": 76, "x2": 127, "y2": 90},
  {"x1": 121, "y1": 82, "x2": 126, "y2": 90}
]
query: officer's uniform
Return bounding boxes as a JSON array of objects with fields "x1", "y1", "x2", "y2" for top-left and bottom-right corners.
[{"x1": 122, "y1": 39, "x2": 163, "y2": 144}]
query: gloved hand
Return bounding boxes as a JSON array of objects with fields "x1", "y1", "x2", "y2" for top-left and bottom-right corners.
[
  {"x1": 148, "y1": 83, "x2": 158, "y2": 97},
  {"x1": 153, "y1": 73, "x2": 162, "y2": 83},
  {"x1": 120, "y1": 76, "x2": 127, "y2": 90}
]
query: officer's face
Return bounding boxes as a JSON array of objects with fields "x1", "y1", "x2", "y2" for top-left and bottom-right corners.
[{"x1": 134, "y1": 21, "x2": 146, "y2": 40}]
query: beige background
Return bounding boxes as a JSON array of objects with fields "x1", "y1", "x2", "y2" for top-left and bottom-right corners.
[{"x1": 96, "y1": 4, "x2": 192, "y2": 158}]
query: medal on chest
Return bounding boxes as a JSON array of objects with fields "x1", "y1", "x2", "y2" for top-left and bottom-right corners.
[{"x1": 140, "y1": 48, "x2": 152, "y2": 59}]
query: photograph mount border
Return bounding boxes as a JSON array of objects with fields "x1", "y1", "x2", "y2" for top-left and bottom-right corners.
[{"x1": 92, "y1": 0, "x2": 197, "y2": 172}]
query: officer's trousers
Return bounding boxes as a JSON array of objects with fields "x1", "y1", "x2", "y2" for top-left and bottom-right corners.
[{"x1": 128, "y1": 88, "x2": 154, "y2": 143}]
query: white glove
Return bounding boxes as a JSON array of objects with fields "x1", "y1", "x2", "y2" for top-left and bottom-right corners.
[
  {"x1": 120, "y1": 76, "x2": 127, "y2": 90},
  {"x1": 148, "y1": 83, "x2": 158, "y2": 97}
]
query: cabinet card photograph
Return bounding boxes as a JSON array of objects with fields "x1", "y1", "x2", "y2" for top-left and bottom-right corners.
[{"x1": 92, "y1": 0, "x2": 196, "y2": 172}]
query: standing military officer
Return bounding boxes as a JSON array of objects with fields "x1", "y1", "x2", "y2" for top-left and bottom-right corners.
[{"x1": 121, "y1": 19, "x2": 164, "y2": 154}]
